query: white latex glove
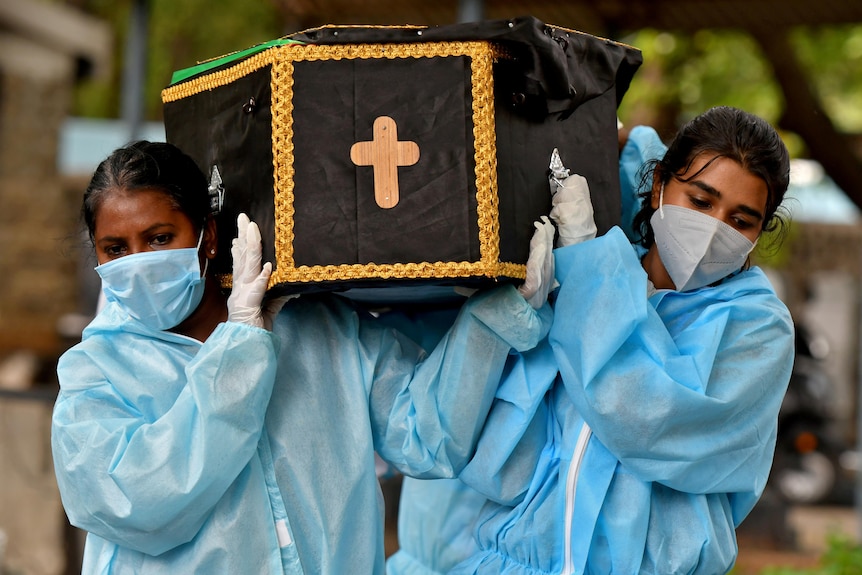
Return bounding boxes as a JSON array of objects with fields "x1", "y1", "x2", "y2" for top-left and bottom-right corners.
[
  {"x1": 517, "y1": 216, "x2": 556, "y2": 309},
  {"x1": 227, "y1": 213, "x2": 275, "y2": 329},
  {"x1": 548, "y1": 149, "x2": 597, "y2": 248}
]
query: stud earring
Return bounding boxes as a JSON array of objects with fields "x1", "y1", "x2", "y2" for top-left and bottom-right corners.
[{"x1": 210, "y1": 249, "x2": 216, "y2": 255}]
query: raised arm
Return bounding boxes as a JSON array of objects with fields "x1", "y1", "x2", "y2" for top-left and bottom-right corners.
[
  {"x1": 550, "y1": 228, "x2": 793, "y2": 495},
  {"x1": 52, "y1": 323, "x2": 278, "y2": 555},
  {"x1": 52, "y1": 214, "x2": 280, "y2": 555},
  {"x1": 369, "y1": 285, "x2": 553, "y2": 478}
]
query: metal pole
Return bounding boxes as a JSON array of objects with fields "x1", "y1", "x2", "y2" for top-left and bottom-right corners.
[
  {"x1": 121, "y1": 0, "x2": 150, "y2": 141},
  {"x1": 457, "y1": 0, "x2": 484, "y2": 23}
]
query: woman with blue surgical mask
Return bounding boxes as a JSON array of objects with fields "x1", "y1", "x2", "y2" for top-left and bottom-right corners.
[
  {"x1": 51, "y1": 141, "x2": 554, "y2": 574},
  {"x1": 93, "y1": 202, "x2": 212, "y2": 331},
  {"x1": 389, "y1": 107, "x2": 795, "y2": 575}
]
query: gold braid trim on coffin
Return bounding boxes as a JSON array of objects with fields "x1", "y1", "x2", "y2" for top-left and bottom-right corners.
[{"x1": 162, "y1": 42, "x2": 527, "y2": 289}]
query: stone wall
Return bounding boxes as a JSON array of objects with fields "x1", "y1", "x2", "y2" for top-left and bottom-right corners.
[
  {"x1": 0, "y1": 68, "x2": 80, "y2": 357},
  {"x1": 0, "y1": 395, "x2": 67, "y2": 575},
  {"x1": 0, "y1": 46, "x2": 83, "y2": 575},
  {"x1": 762, "y1": 222, "x2": 862, "y2": 435},
  {"x1": 789, "y1": 222, "x2": 862, "y2": 277},
  {"x1": 753, "y1": 221, "x2": 862, "y2": 316}
]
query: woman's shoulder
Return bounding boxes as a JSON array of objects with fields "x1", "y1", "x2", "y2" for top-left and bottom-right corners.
[
  {"x1": 657, "y1": 267, "x2": 792, "y2": 326},
  {"x1": 60, "y1": 321, "x2": 190, "y2": 373},
  {"x1": 680, "y1": 266, "x2": 793, "y2": 333},
  {"x1": 718, "y1": 266, "x2": 788, "y2": 307}
]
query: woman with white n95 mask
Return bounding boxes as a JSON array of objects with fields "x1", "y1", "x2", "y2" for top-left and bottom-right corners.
[
  {"x1": 399, "y1": 107, "x2": 795, "y2": 575},
  {"x1": 638, "y1": 122, "x2": 773, "y2": 293}
]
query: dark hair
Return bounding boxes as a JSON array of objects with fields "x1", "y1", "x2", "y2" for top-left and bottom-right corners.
[
  {"x1": 82, "y1": 141, "x2": 210, "y2": 242},
  {"x1": 632, "y1": 106, "x2": 791, "y2": 249}
]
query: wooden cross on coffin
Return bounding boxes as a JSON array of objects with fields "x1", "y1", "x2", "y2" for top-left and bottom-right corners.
[{"x1": 350, "y1": 116, "x2": 420, "y2": 209}]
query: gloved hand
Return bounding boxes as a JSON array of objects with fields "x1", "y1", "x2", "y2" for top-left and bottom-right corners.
[
  {"x1": 548, "y1": 149, "x2": 597, "y2": 248},
  {"x1": 517, "y1": 216, "x2": 556, "y2": 309},
  {"x1": 227, "y1": 213, "x2": 275, "y2": 329}
]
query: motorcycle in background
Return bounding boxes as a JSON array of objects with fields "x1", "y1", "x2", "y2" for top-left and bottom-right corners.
[{"x1": 770, "y1": 324, "x2": 855, "y2": 505}]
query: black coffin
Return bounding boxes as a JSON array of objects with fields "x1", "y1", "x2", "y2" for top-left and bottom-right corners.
[{"x1": 162, "y1": 16, "x2": 642, "y2": 302}]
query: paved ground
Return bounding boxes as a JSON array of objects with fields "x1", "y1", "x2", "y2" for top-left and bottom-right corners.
[{"x1": 735, "y1": 505, "x2": 859, "y2": 574}]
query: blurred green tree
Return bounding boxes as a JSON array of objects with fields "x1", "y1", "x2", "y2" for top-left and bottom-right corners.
[
  {"x1": 68, "y1": 0, "x2": 861, "y2": 165},
  {"x1": 72, "y1": 0, "x2": 282, "y2": 120},
  {"x1": 617, "y1": 25, "x2": 862, "y2": 158}
]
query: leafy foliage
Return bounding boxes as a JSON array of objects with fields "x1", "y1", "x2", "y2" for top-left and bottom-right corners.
[
  {"x1": 68, "y1": 1, "x2": 862, "y2": 150},
  {"x1": 618, "y1": 29, "x2": 783, "y2": 123},
  {"x1": 72, "y1": 0, "x2": 282, "y2": 119},
  {"x1": 791, "y1": 25, "x2": 862, "y2": 132},
  {"x1": 617, "y1": 25, "x2": 862, "y2": 157},
  {"x1": 750, "y1": 535, "x2": 862, "y2": 575}
]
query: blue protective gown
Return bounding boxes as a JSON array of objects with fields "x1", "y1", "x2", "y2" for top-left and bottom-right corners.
[
  {"x1": 448, "y1": 228, "x2": 794, "y2": 575},
  {"x1": 618, "y1": 126, "x2": 667, "y2": 243},
  {"x1": 388, "y1": 127, "x2": 794, "y2": 575},
  {"x1": 52, "y1": 286, "x2": 549, "y2": 574}
]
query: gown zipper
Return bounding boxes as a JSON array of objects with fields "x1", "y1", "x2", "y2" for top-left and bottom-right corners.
[{"x1": 562, "y1": 422, "x2": 592, "y2": 575}]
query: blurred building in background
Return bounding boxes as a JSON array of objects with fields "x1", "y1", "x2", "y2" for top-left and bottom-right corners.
[{"x1": 0, "y1": 2, "x2": 110, "y2": 573}]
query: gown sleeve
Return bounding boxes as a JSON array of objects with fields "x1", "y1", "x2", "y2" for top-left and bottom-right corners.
[
  {"x1": 51, "y1": 321, "x2": 278, "y2": 556},
  {"x1": 456, "y1": 344, "x2": 557, "y2": 505},
  {"x1": 549, "y1": 228, "x2": 794, "y2": 497},
  {"x1": 619, "y1": 125, "x2": 667, "y2": 242},
  {"x1": 454, "y1": 129, "x2": 670, "y2": 505},
  {"x1": 368, "y1": 285, "x2": 552, "y2": 478}
]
